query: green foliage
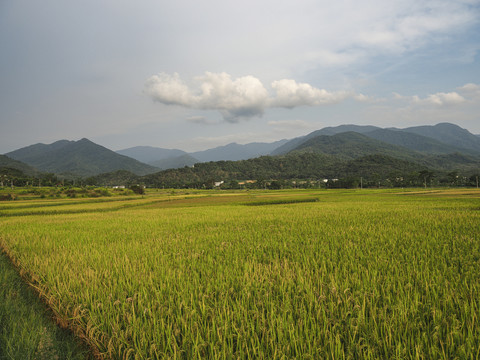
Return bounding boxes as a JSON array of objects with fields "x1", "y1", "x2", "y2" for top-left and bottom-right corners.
[
  {"x1": 0, "y1": 193, "x2": 16, "y2": 201},
  {"x1": 0, "y1": 154, "x2": 39, "y2": 177},
  {"x1": 268, "y1": 180, "x2": 282, "y2": 189},
  {"x1": 292, "y1": 131, "x2": 420, "y2": 161},
  {"x1": 140, "y1": 152, "x2": 433, "y2": 189},
  {"x1": 129, "y1": 184, "x2": 145, "y2": 195}
]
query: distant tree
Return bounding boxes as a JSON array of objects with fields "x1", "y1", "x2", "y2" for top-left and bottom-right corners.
[
  {"x1": 129, "y1": 184, "x2": 145, "y2": 195},
  {"x1": 469, "y1": 174, "x2": 479, "y2": 188},
  {"x1": 268, "y1": 181, "x2": 282, "y2": 190},
  {"x1": 447, "y1": 171, "x2": 459, "y2": 186},
  {"x1": 226, "y1": 180, "x2": 241, "y2": 189},
  {"x1": 419, "y1": 170, "x2": 435, "y2": 188}
]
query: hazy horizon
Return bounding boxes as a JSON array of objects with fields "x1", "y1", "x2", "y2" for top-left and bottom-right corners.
[
  {"x1": 1, "y1": 1, "x2": 479, "y2": 154},
  {"x1": 2, "y1": 121, "x2": 479, "y2": 155}
]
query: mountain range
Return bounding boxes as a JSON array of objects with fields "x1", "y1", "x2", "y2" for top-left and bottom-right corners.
[
  {"x1": 116, "y1": 140, "x2": 289, "y2": 168},
  {"x1": 2, "y1": 122, "x2": 480, "y2": 183},
  {"x1": 4, "y1": 138, "x2": 158, "y2": 177}
]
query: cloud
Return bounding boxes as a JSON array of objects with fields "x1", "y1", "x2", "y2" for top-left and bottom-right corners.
[
  {"x1": 145, "y1": 72, "x2": 269, "y2": 122},
  {"x1": 193, "y1": 72, "x2": 269, "y2": 121},
  {"x1": 352, "y1": 1, "x2": 478, "y2": 55},
  {"x1": 307, "y1": 49, "x2": 365, "y2": 67},
  {"x1": 412, "y1": 92, "x2": 466, "y2": 106},
  {"x1": 457, "y1": 83, "x2": 480, "y2": 99},
  {"x1": 458, "y1": 83, "x2": 480, "y2": 93},
  {"x1": 394, "y1": 91, "x2": 466, "y2": 106},
  {"x1": 270, "y1": 79, "x2": 350, "y2": 108},
  {"x1": 185, "y1": 116, "x2": 220, "y2": 125},
  {"x1": 353, "y1": 93, "x2": 382, "y2": 103},
  {"x1": 414, "y1": 92, "x2": 466, "y2": 106},
  {"x1": 145, "y1": 72, "x2": 357, "y2": 122},
  {"x1": 144, "y1": 73, "x2": 193, "y2": 107}
]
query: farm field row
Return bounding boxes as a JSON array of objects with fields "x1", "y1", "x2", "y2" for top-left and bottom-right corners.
[
  {"x1": 1, "y1": 188, "x2": 479, "y2": 359},
  {"x1": 0, "y1": 251, "x2": 92, "y2": 359}
]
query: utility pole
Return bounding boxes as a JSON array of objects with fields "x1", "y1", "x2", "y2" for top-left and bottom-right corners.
[
  {"x1": 360, "y1": 177, "x2": 363, "y2": 189},
  {"x1": 477, "y1": 176, "x2": 479, "y2": 189}
]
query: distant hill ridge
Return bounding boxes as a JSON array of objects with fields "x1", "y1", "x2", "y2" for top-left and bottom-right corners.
[
  {"x1": 274, "y1": 122, "x2": 480, "y2": 157},
  {"x1": 149, "y1": 154, "x2": 198, "y2": 170},
  {"x1": 0, "y1": 154, "x2": 39, "y2": 176},
  {"x1": 116, "y1": 146, "x2": 187, "y2": 164},
  {"x1": 89, "y1": 122, "x2": 480, "y2": 188},
  {"x1": 117, "y1": 139, "x2": 289, "y2": 169},
  {"x1": 4, "y1": 122, "x2": 480, "y2": 179},
  {"x1": 401, "y1": 123, "x2": 480, "y2": 153},
  {"x1": 5, "y1": 138, "x2": 158, "y2": 177},
  {"x1": 290, "y1": 131, "x2": 422, "y2": 161}
]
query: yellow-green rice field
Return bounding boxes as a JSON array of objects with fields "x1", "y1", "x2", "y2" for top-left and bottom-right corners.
[{"x1": 1, "y1": 188, "x2": 479, "y2": 359}]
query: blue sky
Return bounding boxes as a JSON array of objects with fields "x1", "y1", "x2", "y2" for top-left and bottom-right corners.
[{"x1": 1, "y1": 0, "x2": 479, "y2": 153}]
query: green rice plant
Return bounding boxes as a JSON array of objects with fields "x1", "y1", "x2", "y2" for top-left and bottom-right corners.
[{"x1": 0, "y1": 189, "x2": 479, "y2": 359}]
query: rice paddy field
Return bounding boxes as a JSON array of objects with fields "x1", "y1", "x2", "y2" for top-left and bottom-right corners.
[{"x1": 0, "y1": 188, "x2": 479, "y2": 359}]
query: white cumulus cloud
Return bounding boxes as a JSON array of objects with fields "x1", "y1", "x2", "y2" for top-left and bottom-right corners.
[
  {"x1": 394, "y1": 90, "x2": 467, "y2": 106},
  {"x1": 412, "y1": 92, "x2": 466, "y2": 106},
  {"x1": 457, "y1": 83, "x2": 480, "y2": 100},
  {"x1": 144, "y1": 72, "x2": 193, "y2": 107},
  {"x1": 145, "y1": 72, "x2": 269, "y2": 122},
  {"x1": 458, "y1": 83, "x2": 480, "y2": 92},
  {"x1": 270, "y1": 79, "x2": 350, "y2": 108},
  {"x1": 145, "y1": 72, "x2": 356, "y2": 122},
  {"x1": 194, "y1": 72, "x2": 269, "y2": 121}
]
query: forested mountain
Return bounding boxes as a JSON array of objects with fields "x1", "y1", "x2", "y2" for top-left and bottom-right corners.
[
  {"x1": 117, "y1": 140, "x2": 288, "y2": 165},
  {"x1": 116, "y1": 146, "x2": 187, "y2": 164},
  {"x1": 417, "y1": 153, "x2": 480, "y2": 172},
  {"x1": 136, "y1": 151, "x2": 428, "y2": 188},
  {"x1": 0, "y1": 154, "x2": 39, "y2": 176},
  {"x1": 5, "y1": 140, "x2": 74, "y2": 164},
  {"x1": 271, "y1": 125, "x2": 380, "y2": 155},
  {"x1": 272, "y1": 122, "x2": 480, "y2": 157},
  {"x1": 149, "y1": 154, "x2": 199, "y2": 170},
  {"x1": 363, "y1": 129, "x2": 469, "y2": 154},
  {"x1": 288, "y1": 130, "x2": 480, "y2": 171},
  {"x1": 132, "y1": 123, "x2": 480, "y2": 188},
  {"x1": 290, "y1": 132, "x2": 422, "y2": 161},
  {"x1": 3, "y1": 122, "x2": 480, "y2": 188},
  {"x1": 190, "y1": 140, "x2": 288, "y2": 162},
  {"x1": 308, "y1": 124, "x2": 380, "y2": 136},
  {"x1": 6, "y1": 138, "x2": 158, "y2": 177},
  {"x1": 401, "y1": 123, "x2": 480, "y2": 154}
]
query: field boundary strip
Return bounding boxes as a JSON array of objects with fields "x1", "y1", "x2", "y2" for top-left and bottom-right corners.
[{"x1": 0, "y1": 240, "x2": 102, "y2": 359}]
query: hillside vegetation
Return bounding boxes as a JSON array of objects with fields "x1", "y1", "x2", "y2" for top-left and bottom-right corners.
[
  {"x1": 5, "y1": 139, "x2": 158, "y2": 177},
  {"x1": 2, "y1": 123, "x2": 480, "y2": 188}
]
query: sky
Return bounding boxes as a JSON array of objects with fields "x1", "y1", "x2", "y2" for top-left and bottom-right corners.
[{"x1": 1, "y1": 0, "x2": 479, "y2": 154}]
